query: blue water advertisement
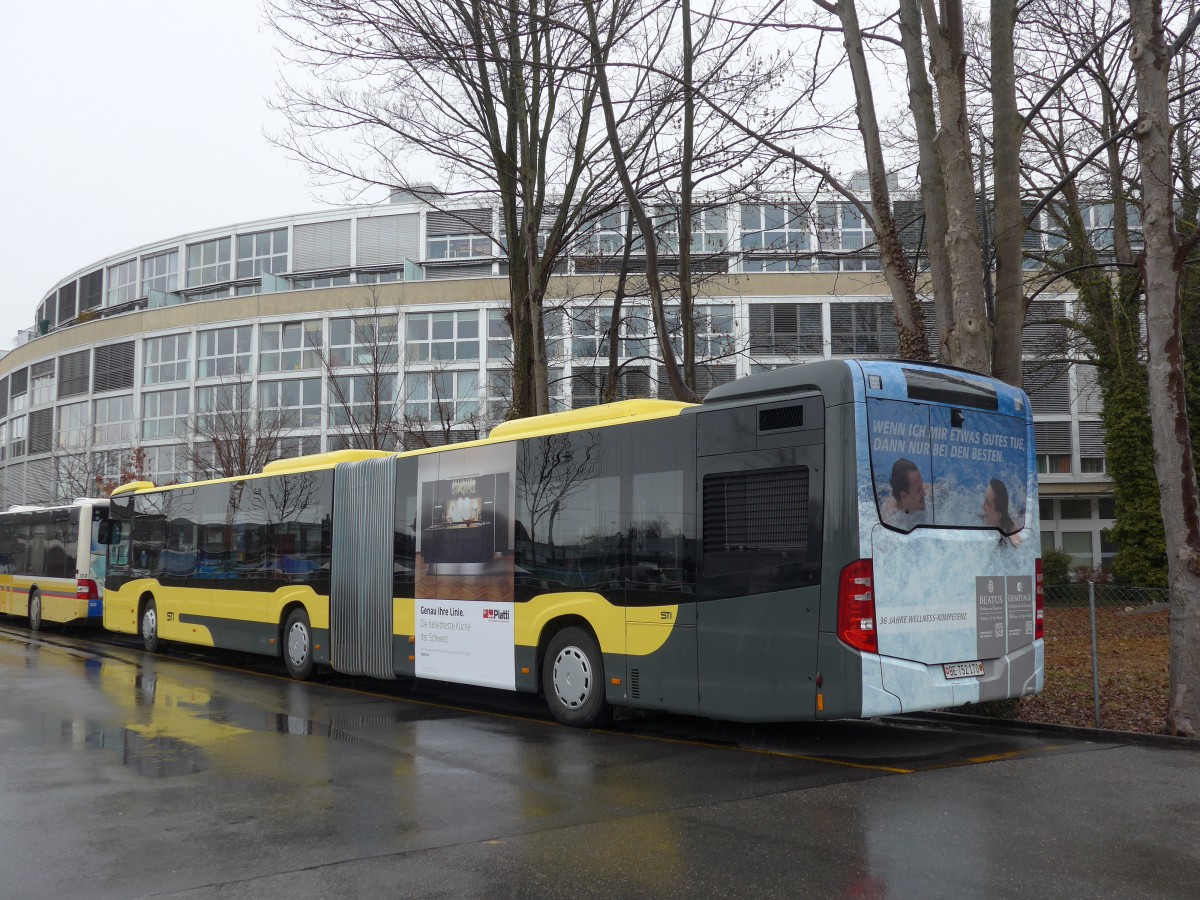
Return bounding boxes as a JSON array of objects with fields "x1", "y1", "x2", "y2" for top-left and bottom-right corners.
[{"x1": 851, "y1": 361, "x2": 1042, "y2": 715}]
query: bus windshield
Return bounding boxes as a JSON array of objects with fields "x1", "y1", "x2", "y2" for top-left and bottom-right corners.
[{"x1": 867, "y1": 368, "x2": 1030, "y2": 535}]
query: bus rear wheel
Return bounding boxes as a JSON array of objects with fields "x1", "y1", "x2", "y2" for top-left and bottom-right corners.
[
  {"x1": 543, "y1": 627, "x2": 609, "y2": 727},
  {"x1": 28, "y1": 589, "x2": 42, "y2": 631},
  {"x1": 283, "y1": 608, "x2": 314, "y2": 680},
  {"x1": 141, "y1": 598, "x2": 160, "y2": 653}
]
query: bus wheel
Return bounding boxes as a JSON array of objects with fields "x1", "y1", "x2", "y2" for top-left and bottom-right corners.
[
  {"x1": 28, "y1": 590, "x2": 42, "y2": 632},
  {"x1": 543, "y1": 627, "x2": 609, "y2": 727},
  {"x1": 140, "y1": 598, "x2": 160, "y2": 653},
  {"x1": 283, "y1": 608, "x2": 314, "y2": 680}
]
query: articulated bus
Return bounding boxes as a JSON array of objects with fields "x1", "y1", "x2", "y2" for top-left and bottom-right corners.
[
  {"x1": 0, "y1": 498, "x2": 113, "y2": 629},
  {"x1": 104, "y1": 359, "x2": 1042, "y2": 726}
]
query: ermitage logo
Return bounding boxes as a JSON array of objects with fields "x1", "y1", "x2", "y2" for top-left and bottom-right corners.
[{"x1": 482, "y1": 608, "x2": 511, "y2": 621}]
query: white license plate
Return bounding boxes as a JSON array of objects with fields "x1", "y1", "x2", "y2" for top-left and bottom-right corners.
[{"x1": 943, "y1": 661, "x2": 984, "y2": 679}]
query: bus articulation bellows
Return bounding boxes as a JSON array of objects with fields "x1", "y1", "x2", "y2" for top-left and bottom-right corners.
[{"x1": 103, "y1": 359, "x2": 1042, "y2": 726}]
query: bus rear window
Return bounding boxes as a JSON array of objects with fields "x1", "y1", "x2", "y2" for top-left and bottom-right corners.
[{"x1": 868, "y1": 398, "x2": 1028, "y2": 535}]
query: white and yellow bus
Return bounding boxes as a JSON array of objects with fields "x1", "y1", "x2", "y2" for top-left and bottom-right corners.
[
  {"x1": 0, "y1": 499, "x2": 113, "y2": 629},
  {"x1": 105, "y1": 359, "x2": 1043, "y2": 726}
]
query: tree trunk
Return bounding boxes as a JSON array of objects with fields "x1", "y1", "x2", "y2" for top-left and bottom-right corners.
[
  {"x1": 836, "y1": 0, "x2": 928, "y2": 360},
  {"x1": 1129, "y1": 0, "x2": 1200, "y2": 736},
  {"x1": 920, "y1": 0, "x2": 992, "y2": 373},
  {"x1": 899, "y1": 0, "x2": 955, "y2": 359},
  {"x1": 990, "y1": 0, "x2": 1025, "y2": 387}
]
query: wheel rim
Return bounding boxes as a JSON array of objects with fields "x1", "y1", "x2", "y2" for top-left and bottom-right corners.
[
  {"x1": 287, "y1": 622, "x2": 309, "y2": 668},
  {"x1": 142, "y1": 607, "x2": 156, "y2": 643},
  {"x1": 552, "y1": 645, "x2": 592, "y2": 710}
]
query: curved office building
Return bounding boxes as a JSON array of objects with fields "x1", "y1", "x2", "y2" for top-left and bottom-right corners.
[{"x1": 0, "y1": 193, "x2": 1115, "y2": 569}]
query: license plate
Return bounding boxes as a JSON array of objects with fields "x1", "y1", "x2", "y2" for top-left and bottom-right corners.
[{"x1": 943, "y1": 661, "x2": 984, "y2": 679}]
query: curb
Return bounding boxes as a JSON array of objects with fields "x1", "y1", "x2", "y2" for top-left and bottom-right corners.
[{"x1": 879, "y1": 710, "x2": 1200, "y2": 751}]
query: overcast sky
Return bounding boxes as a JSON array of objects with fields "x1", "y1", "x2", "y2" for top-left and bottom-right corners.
[{"x1": 0, "y1": 0, "x2": 351, "y2": 348}]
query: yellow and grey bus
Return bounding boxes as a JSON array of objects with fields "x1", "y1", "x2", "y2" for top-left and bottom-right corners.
[
  {"x1": 0, "y1": 498, "x2": 112, "y2": 629},
  {"x1": 104, "y1": 359, "x2": 1043, "y2": 726}
]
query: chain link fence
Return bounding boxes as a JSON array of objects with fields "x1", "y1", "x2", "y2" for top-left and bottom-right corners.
[{"x1": 1044, "y1": 582, "x2": 1170, "y2": 608}]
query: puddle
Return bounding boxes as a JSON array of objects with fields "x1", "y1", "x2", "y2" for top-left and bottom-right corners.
[{"x1": 82, "y1": 724, "x2": 209, "y2": 778}]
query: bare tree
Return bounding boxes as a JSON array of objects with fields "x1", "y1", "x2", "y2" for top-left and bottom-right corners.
[
  {"x1": 1128, "y1": 0, "x2": 1200, "y2": 736},
  {"x1": 186, "y1": 375, "x2": 301, "y2": 480},
  {"x1": 310, "y1": 294, "x2": 406, "y2": 451},
  {"x1": 269, "y1": 0, "x2": 621, "y2": 418}
]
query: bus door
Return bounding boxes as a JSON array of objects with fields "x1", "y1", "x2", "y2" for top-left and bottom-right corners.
[
  {"x1": 330, "y1": 456, "x2": 397, "y2": 679},
  {"x1": 695, "y1": 405, "x2": 824, "y2": 721}
]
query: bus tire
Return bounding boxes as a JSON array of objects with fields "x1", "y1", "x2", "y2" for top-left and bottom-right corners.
[
  {"x1": 140, "y1": 597, "x2": 160, "y2": 653},
  {"x1": 542, "y1": 627, "x2": 609, "y2": 727},
  {"x1": 283, "y1": 608, "x2": 314, "y2": 681},
  {"x1": 28, "y1": 589, "x2": 42, "y2": 632}
]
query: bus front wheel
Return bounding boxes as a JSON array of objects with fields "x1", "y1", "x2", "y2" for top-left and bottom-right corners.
[
  {"x1": 28, "y1": 589, "x2": 42, "y2": 632},
  {"x1": 283, "y1": 608, "x2": 314, "y2": 680},
  {"x1": 542, "y1": 627, "x2": 609, "y2": 727},
  {"x1": 141, "y1": 598, "x2": 160, "y2": 653}
]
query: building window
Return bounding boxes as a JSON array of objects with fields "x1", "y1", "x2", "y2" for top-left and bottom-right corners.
[
  {"x1": 741, "y1": 203, "x2": 809, "y2": 252},
  {"x1": 486, "y1": 308, "x2": 563, "y2": 361},
  {"x1": 749, "y1": 303, "x2": 822, "y2": 357},
  {"x1": 356, "y1": 269, "x2": 403, "y2": 284},
  {"x1": 404, "y1": 370, "x2": 480, "y2": 423},
  {"x1": 260, "y1": 321, "x2": 322, "y2": 372},
  {"x1": 692, "y1": 207, "x2": 730, "y2": 253},
  {"x1": 57, "y1": 401, "x2": 89, "y2": 449},
  {"x1": 31, "y1": 360, "x2": 55, "y2": 406},
  {"x1": 141, "y1": 249, "x2": 179, "y2": 296},
  {"x1": 426, "y1": 232, "x2": 493, "y2": 259},
  {"x1": 10, "y1": 368, "x2": 28, "y2": 414},
  {"x1": 259, "y1": 378, "x2": 322, "y2": 428},
  {"x1": 830, "y1": 302, "x2": 897, "y2": 355},
  {"x1": 144, "y1": 445, "x2": 188, "y2": 484},
  {"x1": 571, "y1": 306, "x2": 652, "y2": 360},
  {"x1": 576, "y1": 208, "x2": 629, "y2": 257},
  {"x1": 1061, "y1": 531, "x2": 1095, "y2": 571},
  {"x1": 186, "y1": 237, "x2": 232, "y2": 287},
  {"x1": 141, "y1": 388, "x2": 191, "y2": 439},
  {"x1": 271, "y1": 435, "x2": 322, "y2": 461},
  {"x1": 195, "y1": 383, "x2": 252, "y2": 431},
  {"x1": 405, "y1": 311, "x2": 479, "y2": 363},
  {"x1": 94, "y1": 395, "x2": 134, "y2": 445},
  {"x1": 669, "y1": 304, "x2": 735, "y2": 359},
  {"x1": 107, "y1": 259, "x2": 138, "y2": 306},
  {"x1": 197, "y1": 326, "x2": 252, "y2": 378},
  {"x1": 292, "y1": 273, "x2": 351, "y2": 289},
  {"x1": 1037, "y1": 454, "x2": 1072, "y2": 474},
  {"x1": 236, "y1": 228, "x2": 289, "y2": 277},
  {"x1": 330, "y1": 374, "x2": 396, "y2": 428},
  {"x1": 331, "y1": 315, "x2": 398, "y2": 367},
  {"x1": 144, "y1": 334, "x2": 190, "y2": 385},
  {"x1": 8, "y1": 416, "x2": 25, "y2": 458}
]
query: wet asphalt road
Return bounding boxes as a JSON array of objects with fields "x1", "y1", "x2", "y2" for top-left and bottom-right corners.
[{"x1": 0, "y1": 625, "x2": 1197, "y2": 899}]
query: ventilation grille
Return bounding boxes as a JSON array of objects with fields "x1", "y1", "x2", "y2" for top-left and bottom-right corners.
[
  {"x1": 629, "y1": 668, "x2": 640, "y2": 700},
  {"x1": 759, "y1": 404, "x2": 803, "y2": 432},
  {"x1": 703, "y1": 467, "x2": 809, "y2": 557}
]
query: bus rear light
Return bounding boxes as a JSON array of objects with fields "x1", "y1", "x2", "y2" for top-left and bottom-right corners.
[
  {"x1": 76, "y1": 579, "x2": 99, "y2": 601},
  {"x1": 1035, "y1": 559, "x2": 1045, "y2": 640},
  {"x1": 837, "y1": 559, "x2": 877, "y2": 654}
]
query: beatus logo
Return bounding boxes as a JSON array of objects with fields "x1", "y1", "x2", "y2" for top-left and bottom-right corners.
[{"x1": 482, "y1": 608, "x2": 511, "y2": 621}]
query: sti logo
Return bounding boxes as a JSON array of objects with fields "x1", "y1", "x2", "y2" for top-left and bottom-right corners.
[{"x1": 482, "y1": 608, "x2": 511, "y2": 621}]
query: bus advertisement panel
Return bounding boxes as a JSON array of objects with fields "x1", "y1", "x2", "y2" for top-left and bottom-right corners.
[{"x1": 853, "y1": 361, "x2": 1041, "y2": 715}]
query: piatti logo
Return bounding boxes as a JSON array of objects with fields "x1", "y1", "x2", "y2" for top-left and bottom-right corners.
[{"x1": 481, "y1": 608, "x2": 511, "y2": 621}]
